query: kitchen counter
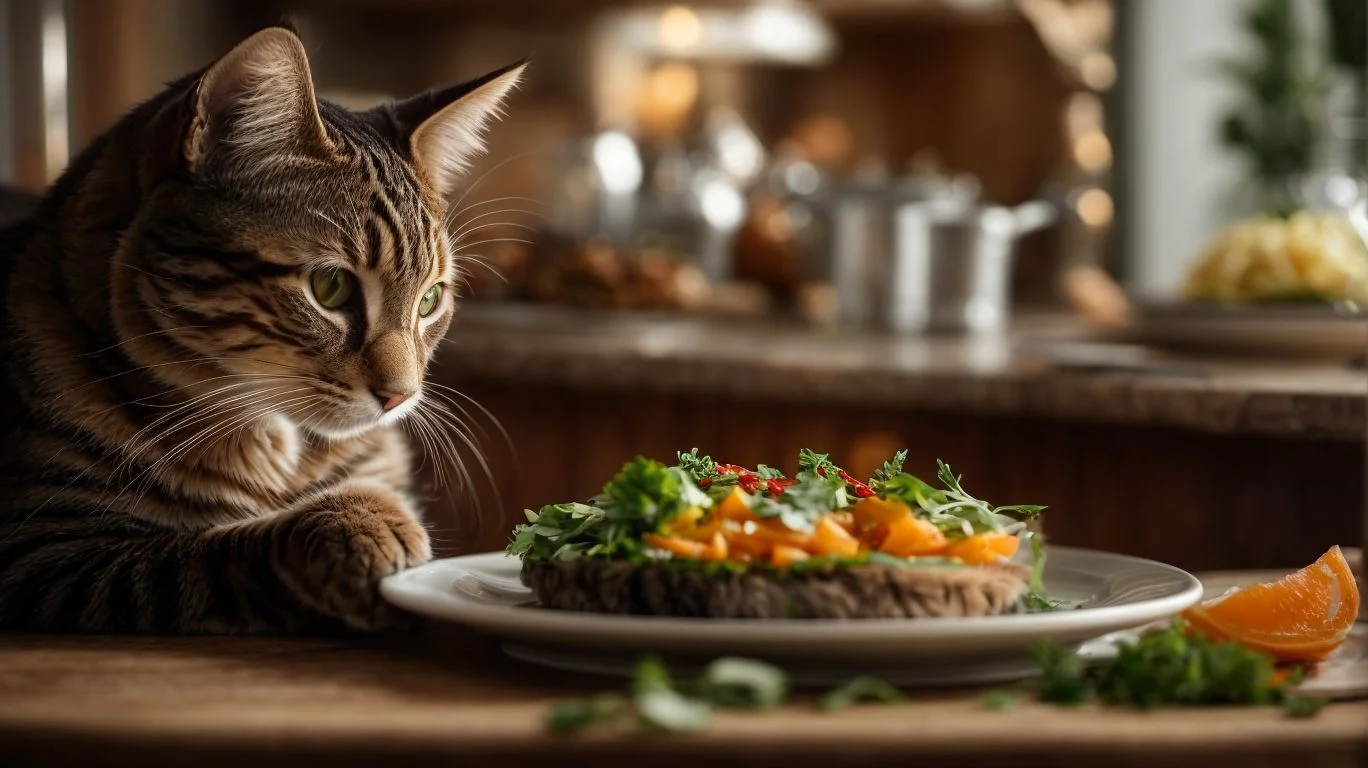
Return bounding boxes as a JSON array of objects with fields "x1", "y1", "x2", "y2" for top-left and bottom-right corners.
[{"x1": 441, "y1": 304, "x2": 1366, "y2": 441}]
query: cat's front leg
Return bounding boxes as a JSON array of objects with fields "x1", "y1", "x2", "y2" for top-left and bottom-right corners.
[{"x1": 274, "y1": 481, "x2": 432, "y2": 631}]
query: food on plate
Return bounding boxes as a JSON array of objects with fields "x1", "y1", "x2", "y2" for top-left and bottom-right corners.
[
  {"x1": 1180, "y1": 545, "x2": 1361, "y2": 663},
  {"x1": 506, "y1": 448, "x2": 1050, "y2": 619},
  {"x1": 1183, "y1": 211, "x2": 1368, "y2": 304}
]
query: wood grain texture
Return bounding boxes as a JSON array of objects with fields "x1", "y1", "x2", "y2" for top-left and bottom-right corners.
[{"x1": 0, "y1": 625, "x2": 1363, "y2": 768}]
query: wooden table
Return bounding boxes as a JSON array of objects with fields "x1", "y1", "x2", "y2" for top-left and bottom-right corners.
[{"x1": 1, "y1": 573, "x2": 1365, "y2": 768}]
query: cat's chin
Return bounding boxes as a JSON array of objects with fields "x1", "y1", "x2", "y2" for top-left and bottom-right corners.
[{"x1": 299, "y1": 419, "x2": 388, "y2": 442}]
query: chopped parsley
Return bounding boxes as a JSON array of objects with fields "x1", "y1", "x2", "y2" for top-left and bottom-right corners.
[{"x1": 987, "y1": 621, "x2": 1327, "y2": 716}]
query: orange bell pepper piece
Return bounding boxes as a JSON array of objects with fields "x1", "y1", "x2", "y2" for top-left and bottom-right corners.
[
  {"x1": 944, "y1": 533, "x2": 1019, "y2": 565},
  {"x1": 643, "y1": 533, "x2": 708, "y2": 559},
  {"x1": 878, "y1": 516, "x2": 948, "y2": 557},
  {"x1": 852, "y1": 496, "x2": 913, "y2": 525},
  {"x1": 714, "y1": 487, "x2": 756, "y2": 522},
  {"x1": 811, "y1": 516, "x2": 860, "y2": 557},
  {"x1": 771, "y1": 545, "x2": 810, "y2": 568},
  {"x1": 701, "y1": 531, "x2": 728, "y2": 561}
]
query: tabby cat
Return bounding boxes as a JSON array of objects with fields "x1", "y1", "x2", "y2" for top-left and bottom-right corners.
[{"x1": 0, "y1": 26, "x2": 525, "y2": 633}]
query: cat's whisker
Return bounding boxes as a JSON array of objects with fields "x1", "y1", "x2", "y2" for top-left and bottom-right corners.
[
  {"x1": 449, "y1": 254, "x2": 511, "y2": 285},
  {"x1": 444, "y1": 195, "x2": 546, "y2": 226},
  {"x1": 445, "y1": 151, "x2": 539, "y2": 224},
  {"x1": 117, "y1": 389, "x2": 315, "y2": 512},
  {"x1": 77, "y1": 326, "x2": 207, "y2": 359},
  {"x1": 448, "y1": 208, "x2": 545, "y2": 244},
  {"x1": 452, "y1": 237, "x2": 535, "y2": 252},
  {"x1": 425, "y1": 382, "x2": 513, "y2": 456},
  {"x1": 449, "y1": 222, "x2": 540, "y2": 252},
  {"x1": 422, "y1": 398, "x2": 501, "y2": 524},
  {"x1": 309, "y1": 207, "x2": 367, "y2": 256},
  {"x1": 63, "y1": 354, "x2": 322, "y2": 396},
  {"x1": 28, "y1": 381, "x2": 291, "y2": 518},
  {"x1": 113, "y1": 382, "x2": 304, "y2": 478},
  {"x1": 112, "y1": 384, "x2": 308, "y2": 488}
]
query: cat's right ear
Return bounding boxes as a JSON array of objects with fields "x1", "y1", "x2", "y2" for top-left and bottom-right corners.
[{"x1": 184, "y1": 26, "x2": 332, "y2": 173}]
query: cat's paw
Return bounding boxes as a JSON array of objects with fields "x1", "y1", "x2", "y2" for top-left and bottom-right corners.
[{"x1": 276, "y1": 483, "x2": 431, "y2": 631}]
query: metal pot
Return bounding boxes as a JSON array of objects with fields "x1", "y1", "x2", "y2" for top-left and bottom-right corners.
[
  {"x1": 796, "y1": 169, "x2": 981, "y2": 329},
  {"x1": 893, "y1": 199, "x2": 1057, "y2": 333}
]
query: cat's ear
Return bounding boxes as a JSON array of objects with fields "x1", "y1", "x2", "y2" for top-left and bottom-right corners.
[
  {"x1": 372, "y1": 60, "x2": 527, "y2": 199},
  {"x1": 185, "y1": 26, "x2": 331, "y2": 172}
]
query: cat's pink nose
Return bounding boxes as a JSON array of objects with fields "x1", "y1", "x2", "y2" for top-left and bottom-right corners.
[{"x1": 373, "y1": 389, "x2": 413, "y2": 412}]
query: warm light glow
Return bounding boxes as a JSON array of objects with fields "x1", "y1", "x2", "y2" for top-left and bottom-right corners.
[
  {"x1": 791, "y1": 114, "x2": 853, "y2": 166},
  {"x1": 713, "y1": 114, "x2": 765, "y2": 182},
  {"x1": 658, "y1": 5, "x2": 702, "y2": 53},
  {"x1": 1079, "y1": 51, "x2": 1116, "y2": 91},
  {"x1": 695, "y1": 172, "x2": 746, "y2": 229},
  {"x1": 1073, "y1": 129, "x2": 1112, "y2": 172},
  {"x1": 650, "y1": 62, "x2": 699, "y2": 111},
  {"x1": 1076, "y1": 188, "x2": 1113, "y2": 229},
  {"x1": 591, "y1": 131, "x2": 643, "y2": 194},
  {"x1": 1066, "y1": 92, "x2": 1104, "y2": 137},
  {"x1": 636, "y1": 62, "x2": 699, "y2": 139},
  {"x1": 40, "y1": 1, "x2": 68, "y2": 181}
]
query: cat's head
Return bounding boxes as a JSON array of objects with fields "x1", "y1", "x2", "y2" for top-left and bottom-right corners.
[{"x1": 118, "y1": 26, "x2": 524, "y2": 439}]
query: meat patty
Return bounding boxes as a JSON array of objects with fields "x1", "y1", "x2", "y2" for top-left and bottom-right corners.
[{"x1": 521, "y1": 559, "x2": 1030, "y2": 619}]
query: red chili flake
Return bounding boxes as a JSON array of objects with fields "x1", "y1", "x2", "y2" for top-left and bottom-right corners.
[
  {"x1": 766, "y1": 478, "x2": 793, "y2": 497},
  {"x1": 737, "y1": 471, "x2": 761, "y2": 495},
  {"x1": 698, "y1": 478, "x2": 713, "y2": 489}
]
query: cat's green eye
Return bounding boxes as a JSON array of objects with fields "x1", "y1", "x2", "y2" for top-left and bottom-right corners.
[
  {"x1": 310, "y1": 267, "x2": 355, "y2": 309},
  {"x1": 418, "y1": 283, "x2": 443, "y2": 318}
]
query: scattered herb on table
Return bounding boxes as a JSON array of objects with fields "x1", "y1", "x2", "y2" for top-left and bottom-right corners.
[
  {"x1": 633, "y1": 656, "x2": 713, "y2": 733},
  {"x1": 979, "y1": 690, "x2": 1022, "y2": 711},
  {"x1": 544, "y1": 656, "x2": 898, "y2": 734},
  {"x1": 983, "y1": 621, "x2": 1328, "y2": 717},
  {"x1": 547, "y1": 694, "x2": 628, "y2": 734},
  {"x1": 816, "y1": 676, "x2": 906, "y2": 712}
]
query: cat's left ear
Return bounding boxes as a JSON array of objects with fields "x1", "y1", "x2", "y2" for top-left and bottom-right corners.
[{"x1": 370, "y1": 60, "x2": 528, "y2": 200}]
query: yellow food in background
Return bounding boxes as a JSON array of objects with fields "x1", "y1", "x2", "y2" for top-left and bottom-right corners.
[{"x1": 1183, "y1": 211, "x2": 1368, "y2": 303}]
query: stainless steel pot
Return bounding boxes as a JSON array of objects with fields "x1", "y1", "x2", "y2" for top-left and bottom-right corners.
[{"x1": 894, "y1": 199, "x2": 1056, "y2": 333}]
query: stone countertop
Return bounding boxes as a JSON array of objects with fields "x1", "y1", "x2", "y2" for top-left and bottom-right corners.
[{"x1": 436, "y1": 304, "x2": 1368, "y2": 441}]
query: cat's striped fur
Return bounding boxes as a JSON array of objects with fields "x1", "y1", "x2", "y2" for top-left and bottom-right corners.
[{"x1": 0, "y1": 27, "x2": 525, "y2": 633}]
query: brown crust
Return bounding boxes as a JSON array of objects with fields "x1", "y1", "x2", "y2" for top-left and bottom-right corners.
[{"x1": 521, "y1": 559, "x2": 1030, "y2": 620}]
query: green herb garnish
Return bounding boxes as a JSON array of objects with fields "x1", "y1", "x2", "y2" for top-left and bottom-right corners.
[
  {"x1": 697, "y1": 657, "x2": 788, "y2": 709},
  {"x1": 1022, "y1": 533, "x2": 1066, "y2": 613},
  {"x1": 676, "y1": 448, "x2": 719, "y2": 483},
  {"x1": 546, "y1": 694, "x2": 627, "y2": 734},
  {"x1": 634, "y1": 656, "x2": 713, "y2": 733},
  {"x1": 816, "y1": 676, "x2": 906, "y2": 712},
  {"x1": 870, "y1": 449, "x2": 908, "y2": 483},
  {"x1": 979, "y1": 689, "x2": 1022, "y2": 711},
  {"x1": 1021, "y1": 621, "x2": 1321, "y2": 714}
]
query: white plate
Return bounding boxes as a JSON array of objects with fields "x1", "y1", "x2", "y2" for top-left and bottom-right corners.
[
  {"x1": 381, "y1": 546, "x2": 1203, "y2": 687},
  {"x1": 1097, "y1": 301, "x2": 1368, "y2": 360}
]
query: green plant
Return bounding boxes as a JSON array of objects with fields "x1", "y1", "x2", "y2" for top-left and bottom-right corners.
[
  {"x1": 1217, "y1": 0, "x2": 1326, "y2": 213},
  {"x1": 1323, "y1": 0, "x2": 1367, "y2": 175}
]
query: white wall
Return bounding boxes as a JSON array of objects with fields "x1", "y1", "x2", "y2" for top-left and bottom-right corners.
[{"x1": 1122, "y1": 0, "x2": 1250, "y2": 300}]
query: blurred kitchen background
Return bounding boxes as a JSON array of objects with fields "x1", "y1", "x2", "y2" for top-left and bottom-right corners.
[{"x1": 1, "y1": 0, "x2": 1365, "y2": 572}]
